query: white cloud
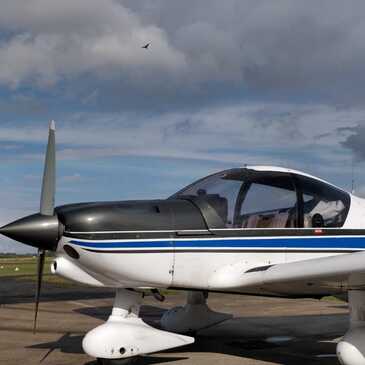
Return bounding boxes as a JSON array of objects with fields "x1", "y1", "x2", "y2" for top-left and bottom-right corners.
[
  {"x1": 1, "y1": 1, "x2": 365, "y2": 105},
  {"x1": 0, "y1": 0, "x2": 186, "y2": 88}
]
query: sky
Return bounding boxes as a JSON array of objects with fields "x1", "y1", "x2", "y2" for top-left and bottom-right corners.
[{"x1": 1, "y1": 0, "x2": 365, "y2": 252}]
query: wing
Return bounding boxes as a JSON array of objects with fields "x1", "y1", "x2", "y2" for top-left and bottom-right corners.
[{"x1": 209, "y1": 251, "x2": 365, "y2": 297}]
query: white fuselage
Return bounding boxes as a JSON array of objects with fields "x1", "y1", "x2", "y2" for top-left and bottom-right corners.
[{"x1": 53, "y1": 193, "x2": 365, "y2": 297}]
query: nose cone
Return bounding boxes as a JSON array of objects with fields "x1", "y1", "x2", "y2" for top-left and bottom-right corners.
[{"x1": 0, "y1": 213, "x2": 62, "y2": 251}]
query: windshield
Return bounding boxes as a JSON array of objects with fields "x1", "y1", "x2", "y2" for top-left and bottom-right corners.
[{"x1": 171, "y1": 170, "x2": 245, "y2": 227}]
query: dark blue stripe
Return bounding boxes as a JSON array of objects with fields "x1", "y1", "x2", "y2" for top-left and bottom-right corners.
[
  {"x1": 69, "y1": 236, "x2": 365, "y2": 249},
  {"x1": 70, "y1": 240, "x2": 172, "y2": 248}
]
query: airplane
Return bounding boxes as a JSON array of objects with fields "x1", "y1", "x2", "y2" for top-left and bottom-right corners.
[{"x1": 1, "y1": 122, "x2": 365, "y2": 365}]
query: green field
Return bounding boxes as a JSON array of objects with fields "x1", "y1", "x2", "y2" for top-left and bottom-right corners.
[{"x1": 0, "y1": 255, "x2": 74, "y2": 286}]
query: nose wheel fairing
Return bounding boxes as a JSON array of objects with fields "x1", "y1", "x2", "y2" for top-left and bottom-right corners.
[
  {"x1": 83, "y1": 289, "x2": 194, "y2": 361},
  {"x1": 337, "y1": 291, "x2": 365, "y2": 365}
]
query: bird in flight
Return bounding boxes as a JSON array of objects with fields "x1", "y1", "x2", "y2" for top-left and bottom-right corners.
[{"x1": 142, "y1": 42, "x2": 151, "y2": 49}]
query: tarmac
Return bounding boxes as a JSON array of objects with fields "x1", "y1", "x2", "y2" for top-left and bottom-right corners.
[{"x1": 0, "y1": 277, "x2": 349, "y2": 365}]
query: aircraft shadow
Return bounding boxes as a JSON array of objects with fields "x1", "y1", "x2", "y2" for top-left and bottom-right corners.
[
  {"x1": 27, "y1": 303, "x2": 346, "y2": 365},
  {"x1": 28, "y1": 331, "x2": 341, "y2": 365}
]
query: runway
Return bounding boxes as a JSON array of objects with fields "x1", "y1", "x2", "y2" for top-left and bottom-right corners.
[{"x1": 0, "y1": 277, "x2": 348, "y2": 364}]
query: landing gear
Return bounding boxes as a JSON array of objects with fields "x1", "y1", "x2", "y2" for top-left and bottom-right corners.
[
  {"x1": 337, "y1": 291, "x2": 365, "y2": 365},
  {"x1": 82, "y1": 289, "x2": 194, "y2": 362},
  {"x1": 160, "y1": 291, "x2": 232, "y2": 334}
]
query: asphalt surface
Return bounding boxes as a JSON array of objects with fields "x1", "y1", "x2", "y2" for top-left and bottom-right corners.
[{"x1": 0, "y1": 277, "x2": 348, "y2": 365}]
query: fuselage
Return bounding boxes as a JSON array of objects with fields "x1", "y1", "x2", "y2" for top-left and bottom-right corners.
[{"x1": 52, "y1": 166, "x2": 365, "y2": 298}]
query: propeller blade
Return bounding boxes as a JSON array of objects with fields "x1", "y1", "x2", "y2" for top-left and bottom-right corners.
[
  {"x1": 40, "y1": 121, "x2": 56, "y2": 216},
  {"x1": 33, "y1": 249, "x2": 46, "y2": 333},
  {"x1": 35, "y1": 122, "x2": 56, "y2": 332}
]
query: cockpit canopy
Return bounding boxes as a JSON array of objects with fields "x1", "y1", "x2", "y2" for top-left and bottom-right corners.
[{"x1": 171, "y1": 167, "x2": 350, "y2": 229}]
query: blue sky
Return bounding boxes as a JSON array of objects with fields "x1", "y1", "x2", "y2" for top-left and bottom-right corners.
[{"x1": 1, "y1": 0, "x2": 365, "y2": 252}]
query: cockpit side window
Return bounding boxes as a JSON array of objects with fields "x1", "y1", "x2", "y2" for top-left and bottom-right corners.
[
  {"x1": 235, "y1": 174, "x2": 298, "y2": 228},
  {"x1": 172, "y1": 170, "x2": 244, "y2": 227},
  {"x1": 296, "y1": 176, "x2": 350, "y2": 228}
]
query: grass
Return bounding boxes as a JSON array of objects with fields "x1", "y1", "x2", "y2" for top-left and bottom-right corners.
[
  {"x1": 0, "y1": 255, "x2": 74, "y2": 286},
  {"x1": 321, "y1": 295, "x2": 346, "y2": 303},
  {"x1": 0, "y1": 256, "x2": 51, "y2": 276}
]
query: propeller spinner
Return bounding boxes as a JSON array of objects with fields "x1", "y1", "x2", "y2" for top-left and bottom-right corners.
[{"x1": 0, "y1": 121, "x2": 62, "y2": 332}]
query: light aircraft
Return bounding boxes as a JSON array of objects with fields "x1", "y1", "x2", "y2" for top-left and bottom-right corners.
[{"x1": 1, "y1": 122, "x2": 365, "y2": 365}]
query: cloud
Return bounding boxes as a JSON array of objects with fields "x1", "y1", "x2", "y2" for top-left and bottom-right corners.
[
  {"x1": 341, "y1": 125, "x2": 365, "y2": 160},
  {"x1": 1, "y1": 1, "x2": 365, "y2": 109},
  {"x1": 0, "y1": 102, "x2": 358, "y2": 169},
  {"x1": 0, "y1": 188, "x2": 39, "y2": 254},
  {"x1": 0, "y1": 0, "x2": 185, "y2": 90},
  {"x1": 60, "y1": 173, "x2": 82, "y2": 182}
]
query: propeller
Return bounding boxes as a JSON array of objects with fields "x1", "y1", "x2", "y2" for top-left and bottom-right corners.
[
  {"x1": 0, "y1": 121, "x2": 61, "y2": 333},
  {"x1": 34, "y1": 249, "x2": 46, "y2": 333},
  {"x1": 33, "y1": 120, "x2": 56, "y2": 333},
  {"x1": 40, "y1": 120, "x2": 56, "y2": 217}
]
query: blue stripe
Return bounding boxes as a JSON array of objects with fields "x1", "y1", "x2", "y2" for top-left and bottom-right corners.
[
  {"x1": 69, "y1": 236, "x2": 365, "y2": 250},
  {"x1": 70, "y1": 240, "x2": 172, "y2": 249}
]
